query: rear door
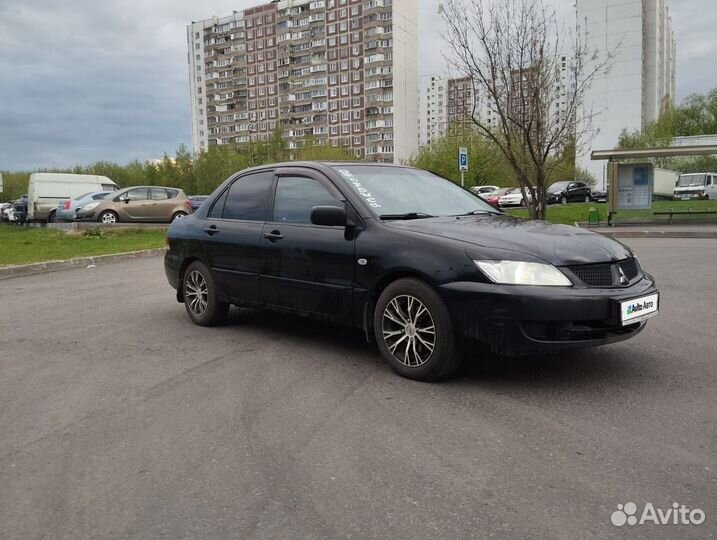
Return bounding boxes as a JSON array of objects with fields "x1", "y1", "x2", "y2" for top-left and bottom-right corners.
[
  {"x1": 150, "y1": 188, "x2": 179, "y2": 221},
  {"x1": 201, "y1": 170, "x2": 275, "y2": 303},
  {"x1": 261, "y1": 168, "x2": 356, "y2": 321}
]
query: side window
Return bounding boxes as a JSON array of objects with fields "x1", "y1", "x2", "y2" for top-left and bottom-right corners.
[
  {"x1": 166, "y1": 189, "x2": 179, "y2": 199},
  {"x1": 222, "y1": 171, "x2": 274, "y2": 221},
  {"x1": 272, "y1": 176, "x2": 340, "y2": 224},
  {"x1": 208, "y1": 190, "x2": 228, "y2": 218},
  {"x1": 125, "y1": 188, "x2": 148, "y2": 201},
  {"x1": 151, "y1": 188, "x2": 170, "y2": 200}
]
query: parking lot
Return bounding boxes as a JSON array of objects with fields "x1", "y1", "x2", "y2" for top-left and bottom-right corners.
[{"x1": 0, "y1": 238, "x2": 715, "y2": 539}]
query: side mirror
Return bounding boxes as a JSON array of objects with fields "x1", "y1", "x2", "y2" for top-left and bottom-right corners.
[
  {"x1": 122, "y1": 197, "x2": 130, "y2": 204},
  {"x1": 311, "y1": 205, "x2": 346, "y2": 227}
]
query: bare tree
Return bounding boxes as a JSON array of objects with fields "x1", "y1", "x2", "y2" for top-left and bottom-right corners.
[{"x1": 441, "y1": 0, "x2": 613, "y2": 219}]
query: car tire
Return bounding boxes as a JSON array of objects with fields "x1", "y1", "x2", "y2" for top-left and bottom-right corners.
[
  {"x1": 584, "y1": 195, "x2": 590, "y2": 203},
  {"x1": 183, "y1": 261, "x2": 228, "y2": 326},
  {"x1": 560, "y1": 195, "x2": 568, "y2": 205},
  {"x1": 374, "y1": 278, "x2": 460, "y2": 381},
  {"x1": 47, "y1": 211, "x2": 56, "y2": 223},
  {"x1": 98, "y1": 210, "x2": 118, "y2": 224},
  {"x1": 171, "y1": 211, "x2": 187, "y2": 222}
]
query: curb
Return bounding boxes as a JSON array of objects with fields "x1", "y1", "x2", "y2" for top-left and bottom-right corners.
[
  {"x1": 591, "y1": 230, "x2": 717, "y2": 239},
  {"x1": 0, "y1": 248, "x2": 167, "y2": 281}
]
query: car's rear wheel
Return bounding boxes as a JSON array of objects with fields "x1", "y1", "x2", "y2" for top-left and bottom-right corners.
[
  {"x1": 171, "y1": 211, "x2": 187, "y2": 222},
  {"x1": 183, "y1": 261, "x2": 228, "y2": 326},
  {"x1": 98, "y1": 210, "x2": 118, "y2": 224},
  {"x1": 374, "y1": 278, "x2": 460, "y2": 381},
  {"x1": 47, "y1": 211, "x2": 56, "y2": 223}
]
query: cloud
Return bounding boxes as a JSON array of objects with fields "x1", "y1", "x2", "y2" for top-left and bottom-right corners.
[{"x1": 0, "y1": 0, "x2": 714, "y2": 171}]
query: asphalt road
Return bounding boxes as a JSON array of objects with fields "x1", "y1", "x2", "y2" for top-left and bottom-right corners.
[{"x1": 0, "y1": 238, "x2": 715, "y2": 540}]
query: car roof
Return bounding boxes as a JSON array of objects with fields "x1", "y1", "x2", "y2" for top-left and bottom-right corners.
[{"x1": 233, "y1": 160, "x2": 414, "y2": 176}]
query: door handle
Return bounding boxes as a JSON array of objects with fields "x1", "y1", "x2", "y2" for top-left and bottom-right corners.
[
  {"x1": 204, "y1": 225, "x2": 218, "y2": 236},
  {"x1": 263, "y1": 230, "x2": 283, "y2": 241}
]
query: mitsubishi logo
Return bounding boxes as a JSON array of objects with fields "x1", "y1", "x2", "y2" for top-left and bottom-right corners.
[{"x1": 618, "y1": 266, "x2": 629, "y2": 285}]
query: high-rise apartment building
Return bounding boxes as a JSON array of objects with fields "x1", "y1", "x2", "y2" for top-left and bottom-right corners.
[
  {"x1": 577, "y1": 0, "x2": 676, "y2": 184},
  {"x1": 447, "y1": 77, "x2": 475, "y2": 127},
  {"x1": 418, "y1": 75, "x2": 447, "y2": 147},
  {"x1": 187, "y1": 0, "x2": 418, "y2": 163}
]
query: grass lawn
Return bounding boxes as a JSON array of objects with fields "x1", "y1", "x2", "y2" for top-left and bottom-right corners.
[
  {"x1": 506, "y1": 199, "x2": 717, "y2": 225},
  {"x1": 0, "y1": 225, "x2": 167, "y2": 267}
]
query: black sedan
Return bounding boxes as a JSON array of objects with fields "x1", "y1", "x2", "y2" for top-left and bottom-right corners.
[{"x1": 165, "y1": 162, "x2": 659, "y2": 381}]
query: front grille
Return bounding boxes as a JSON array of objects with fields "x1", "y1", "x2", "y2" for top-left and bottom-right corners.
[
  {"x1": 618, "y1": 257, "x2": 639, "y2": 280},
  {"x1": 567, "y1": 262, "x2": 613, "y2": 287},
  {"x1": 566, "y1": 257, "x2": 641, "y2": 287}
]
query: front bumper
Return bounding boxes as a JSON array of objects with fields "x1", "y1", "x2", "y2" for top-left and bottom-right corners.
[
  {"x1": 439, "y1": 276, "x2": 658, "y2": 355},
  {"x1": 74, "y1": 211, "x2": 96, "y2": 221}
]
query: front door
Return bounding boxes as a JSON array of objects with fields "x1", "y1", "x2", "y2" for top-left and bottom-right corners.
[
  {"x1": 201, "y1": 170, "x2": 274, "y2": 304},
  {"x1": 261, "y1": 169, "x2": 355, "y2": 321},
  {"x1": 119, "y1": 188, "x2": 153, "y2": 220}
]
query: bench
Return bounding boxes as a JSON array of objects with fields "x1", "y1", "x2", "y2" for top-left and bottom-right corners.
[{"x1": 653, "y1": 208, "x2": 717, "y2": 224}]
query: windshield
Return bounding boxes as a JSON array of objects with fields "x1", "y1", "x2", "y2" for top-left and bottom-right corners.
[
  {"x1": 333, "y1": 166, "x2": 500, "y2": 217},
  {"x1": 548, "y1": 181, "x2": 570, "y2": 193},
  {"x1": 676, "y1": 174, "x2": 706, "y2": 187}
]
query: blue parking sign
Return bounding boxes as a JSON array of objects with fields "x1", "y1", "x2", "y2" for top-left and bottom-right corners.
[{"x1": 458, "y1": 147, "x2": 468, "y2": 171}]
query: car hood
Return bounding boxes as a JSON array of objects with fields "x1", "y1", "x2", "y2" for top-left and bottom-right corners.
[{"x1": 383, "y1": 214, "x2": 632, "y2": 266}]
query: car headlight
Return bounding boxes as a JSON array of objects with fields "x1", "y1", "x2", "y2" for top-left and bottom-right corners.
[
  {"x1": 82, "y1": 202, "x2": 99, "y2": 211},
  {"x1": 474, "y1": 260, "x2": 572, "y2": 286}
]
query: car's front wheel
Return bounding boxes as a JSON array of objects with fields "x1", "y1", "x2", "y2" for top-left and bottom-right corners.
[
  {"x1": 374, "y1": 278, "x2": 460, "y2": 381},
  {"x1": 182, "y1": 261, "x2": 228, "y2": 326},
  {"x1": 98, "y1": 210, "x2": 118, "y2": 224},
  {"x1": 561, "y1": 195, "x2": 568, "y2": 205},
  {"x1": 584, "y1": 195, "x2": 591, "y2": 203}
]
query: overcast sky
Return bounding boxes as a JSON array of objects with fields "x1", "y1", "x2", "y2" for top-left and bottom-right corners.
[{"x1": 0, "y1": 0, "x2": 715, "y2": 171}]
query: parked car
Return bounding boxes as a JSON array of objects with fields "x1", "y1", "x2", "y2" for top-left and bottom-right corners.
[
  {"x1": 470, "y1": 185, "x2": 500, "y2": 195},
  {"x1": 546, "y1": 181, "x2": 592, "y2": 204},
  {"x1": 481, "y1": 187, "x2": 513, "y2": 207},
  {"x1": 591, "y1": 189, "x2": 608, "y2": 203},
  {"x1": 11, "y1": 195, "x2": 28, "y2": 223},
  {"x1": 27, "y1": 173, "x2": 119, "y2": 222},
  {"x1": 55, "y1": 191, "x2": 114, "y2": 222},
  {"x1": 0, "y1": 202, "x2": 12, "y2": 222},
  {"x1": 188, "y1": 195, "x2": 209, "y2": 211},
  {"x1": 165, "y1": 162, "x2": 659, "y2": 381},
  {"x1": 673, "y1": 172, "x2": 717, "y2": 200},
  {"x1": 75, "y1": 186, "x2": 192, "y2": 224},
  {"x1": 498, "y1": 189, "x2": 531, "y2": 207}
]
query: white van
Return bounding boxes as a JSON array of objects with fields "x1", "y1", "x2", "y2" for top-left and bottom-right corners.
[
  {"x1": 673, "y1": 172, "x2": 717, "y2": 201},
  {"x1": 27, "y1": 173, "x2": 119, "y2": 222}
]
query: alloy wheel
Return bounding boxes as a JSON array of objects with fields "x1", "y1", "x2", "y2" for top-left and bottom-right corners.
[
  {"x1": 101, "y1": 212, "x2": 116, "y2": 224},
  {"x1": 381, "y1": 294, "x2": 436, "y2": 367},
  {"x1": 185, "y1": 270, "x2": 209, "y2": 318}
]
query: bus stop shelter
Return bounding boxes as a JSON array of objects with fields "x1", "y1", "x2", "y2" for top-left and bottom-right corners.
[{"x1": 591, "y1": 145, "x2": 717, "y2": 225}]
